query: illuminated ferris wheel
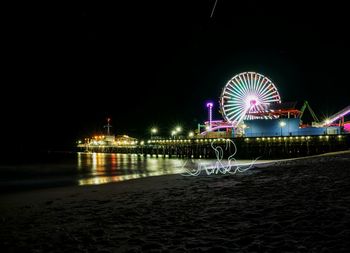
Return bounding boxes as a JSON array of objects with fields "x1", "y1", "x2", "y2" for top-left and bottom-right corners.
[{"x1": 220, "y1": 72, "x2": 281, "y2": 125}]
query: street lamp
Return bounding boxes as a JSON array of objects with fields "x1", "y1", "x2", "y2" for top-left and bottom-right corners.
[
  {"x1": 172, "y1": 126, "x2": 182, "y2": 139},
  {"x1": 279, "y1": 121, "x2": 286, "y2": 136},
  {"x1": 150, "y1": 127, "x2": 158, "y2": 139},
  {"x1": 171, "y1": 130, "x2": 176, "y2": 139},
  {"x1": 188, "y1": 131, "x2": 194, "y2": 138}
]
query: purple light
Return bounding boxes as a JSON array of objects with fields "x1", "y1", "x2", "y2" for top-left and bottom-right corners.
[
  {"x1": 200, "y1": 124, "x2": 234, "y2": 134},
  {"x1": 206, "y1": 102, "x2": 214, "y2": 131},
  {"x1": 204, "y1": 120, "x2": 224, "y2": 124}
]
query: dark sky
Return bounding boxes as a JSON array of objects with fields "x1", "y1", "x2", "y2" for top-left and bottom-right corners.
[{"x1": 4, "y1": 0, "x2": 350, "y2": 152}]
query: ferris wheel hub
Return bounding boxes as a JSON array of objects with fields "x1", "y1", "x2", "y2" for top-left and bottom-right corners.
[{"x1": 246, "y1": 95, "x2": 258, "y2": 107}]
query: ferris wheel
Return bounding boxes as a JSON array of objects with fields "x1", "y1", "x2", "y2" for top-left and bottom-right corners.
[{"x1": 220, "y1": 72, "x2": 281, "y2": 125}]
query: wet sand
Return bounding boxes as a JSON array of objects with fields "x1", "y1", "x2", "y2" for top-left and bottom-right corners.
[{"x1": 1, "y1": 151, "x2": 350, "y2": 252}]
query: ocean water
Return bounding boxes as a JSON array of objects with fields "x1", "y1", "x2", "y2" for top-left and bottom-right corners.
[
  {"x1": 0, "y1": 152, "x2": 266, "y2": 193},
  {"x1": 0, "y1": 152, "x2": 187, "y2": 193}
]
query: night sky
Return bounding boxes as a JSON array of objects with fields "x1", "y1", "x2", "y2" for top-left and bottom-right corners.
[{"x1": 4, "y1": 1, "x2": 349, "y2": 152}]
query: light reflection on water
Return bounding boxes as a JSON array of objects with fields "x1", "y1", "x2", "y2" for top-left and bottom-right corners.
[
  {"x1": 76, "y1": 152, "x2": 270, "y2": 186},
  {"x1": 0, "y1": 152, "x2": 271, "y2": 192},
  {"x1": 77, "y1": 152, "x2": 186, "y2": 186}
]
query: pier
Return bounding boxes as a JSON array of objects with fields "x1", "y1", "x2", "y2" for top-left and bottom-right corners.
[{"x1": 77, "y1": 134, "x2": 350, "y2": 159}]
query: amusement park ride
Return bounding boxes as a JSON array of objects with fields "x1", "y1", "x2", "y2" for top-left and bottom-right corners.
[{"x1": 200, "y1": 71, "x2": 350, "y2": 137}]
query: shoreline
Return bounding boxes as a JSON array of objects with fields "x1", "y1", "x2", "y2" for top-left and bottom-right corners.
[
  {"x1": 1, "y1": 150, "x2": 350, "y2": 252},
  {"x1": 1, "y1": 150, "x2": 349, "y2": 196},
  {"x1": 1, "y1": 150, "x2": 350, "y2": 207}
]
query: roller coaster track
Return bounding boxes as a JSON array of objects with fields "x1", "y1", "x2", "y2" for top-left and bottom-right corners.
[{"x1": 323, "y1": 105, "x2": 350, "y2": 126}]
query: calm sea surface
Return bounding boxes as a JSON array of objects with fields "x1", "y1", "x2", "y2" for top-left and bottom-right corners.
[{"x1": 0, "y1": 152, "x2": 267, "y2": 193}]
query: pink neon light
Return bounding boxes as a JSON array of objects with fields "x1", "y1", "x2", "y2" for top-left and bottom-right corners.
[
  {"x1": 206, "y1": 102, "x2": 213, "y2": 108},
  {"x1": 245, "y1": 95, "x2": 259, "y2": 110},
  {"x1": 204, "y1": 120, "x2": 224, "y2": 124},
  {"x1": 344, "y1": 123, "x2": 350, "y2": 132}
]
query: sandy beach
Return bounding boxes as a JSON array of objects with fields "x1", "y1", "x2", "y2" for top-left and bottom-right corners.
[{"x1": 1, "y1": 151, "x2": 350, "y2": 252}]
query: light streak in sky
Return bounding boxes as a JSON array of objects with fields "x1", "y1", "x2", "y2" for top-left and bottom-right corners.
[{"x1": 210, "y1": 0, "x2": 218, "y2": 18}]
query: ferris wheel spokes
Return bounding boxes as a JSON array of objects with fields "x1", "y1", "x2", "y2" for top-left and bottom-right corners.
[{"x1": 220, "y1": 72, "x2": 282, "y2": 125}]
